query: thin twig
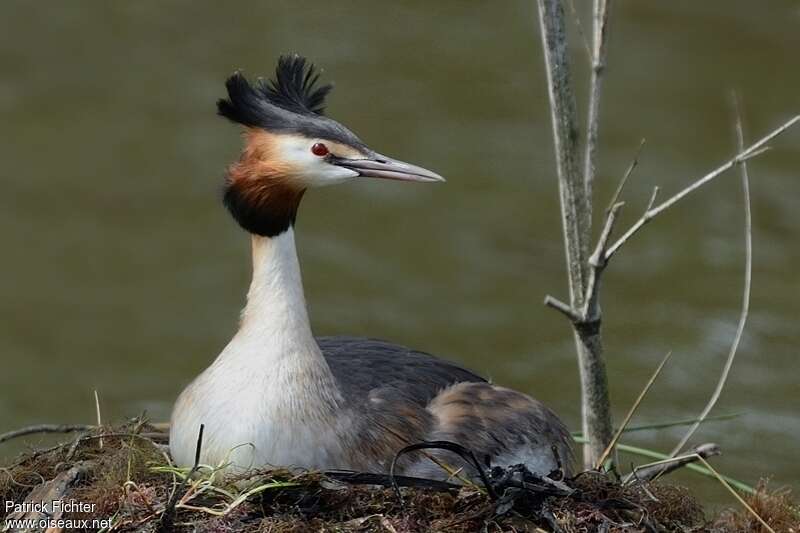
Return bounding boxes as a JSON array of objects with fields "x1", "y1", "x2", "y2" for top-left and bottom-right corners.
[
  {"x1": 605, "y1": 138, "x2": 646, "y2": 216},
  {"x1": 158, "y1": 424, "x2": 204, "y2": 533},
  {"x1": 574, "y1": 435, "x2": 755, "y2": 493},
  {"x1": 670, "y1": 97, "x2": 754, "y2": 457},
  {"x1": 0, "y1": 424, "x2": 95, "y2": 444},
  {"x1": 543, "y1": 295, "x2": 583, "y2": 322},
  {"x1": 65, "y1": 432, "x2": 88, "y2": 462},
  {"x1": 595, "y1": 351, "x2": 673, "y2": 469},
  {"x1": 605, "y1": 115, "x2": 799, "y2": 260},
  {"x1": 644, "y1": 186, "x2": 659, "y2": 211},
  {"x1": 583, "y1": 0, "x2": 612, "y2": 218},
  {"x1": 624, "y1": 443, "x2": 720, "y2": 483},
  {"x1": 588, "y1": 202, "x2": 624, "y2": 269},
  {"x1": 580, "y1": 201, "x2": 624, "y2": 318}
]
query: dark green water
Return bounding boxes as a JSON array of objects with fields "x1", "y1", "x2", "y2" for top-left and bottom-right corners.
[{"x1": 1, "y1": 1, "x2": 798, "y2": 505}]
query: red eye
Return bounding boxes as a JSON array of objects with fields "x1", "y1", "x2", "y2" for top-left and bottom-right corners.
[{"x1": 311, "y1": 143, "x2": 329, "y2": 156}]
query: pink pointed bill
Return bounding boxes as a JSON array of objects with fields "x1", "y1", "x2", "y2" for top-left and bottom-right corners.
[{"x1": 335, "y1": 153, "x2": 445, "y2": 183}]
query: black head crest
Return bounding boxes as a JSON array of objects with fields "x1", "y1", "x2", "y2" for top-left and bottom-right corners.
[
  {"x1": 217, "y1": 54, "x2": 365, "y2": 149},
  {"x1": 263, "y1": 55, "x2": 332, "y2": 116}
]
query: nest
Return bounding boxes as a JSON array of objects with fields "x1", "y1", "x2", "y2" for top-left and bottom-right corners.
[{"x1": 1, "y1": 421, "x2": 797, "y2": 532}]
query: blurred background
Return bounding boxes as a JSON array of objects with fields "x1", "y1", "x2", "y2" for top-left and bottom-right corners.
[{"x1": 1, "y1": 1, "x2": 798, "y2": 505}]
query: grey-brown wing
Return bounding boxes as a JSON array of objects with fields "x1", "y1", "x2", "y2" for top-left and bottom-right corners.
[{"x1": 316, "y1": 336, "x2": 485, "y2": 406}]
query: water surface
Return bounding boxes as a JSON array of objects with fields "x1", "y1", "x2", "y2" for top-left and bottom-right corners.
[{"x1": 1, "y1": 1, "x2": 798, "y2": 504}]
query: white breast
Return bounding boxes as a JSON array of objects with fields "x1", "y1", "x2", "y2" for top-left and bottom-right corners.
[
  {"x1": 169, "y1": 228, "x2": 347, "y2": 472},
  {"x1": 170, "y1": 339, "x2": 346, "y2": 472}
]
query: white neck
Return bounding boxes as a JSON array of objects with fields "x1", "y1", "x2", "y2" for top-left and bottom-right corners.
[
  {"x1": 223, "y1": 228, "x2": 342, "y2": 406},
  {"x1": 170, "y1": 227, "x2": 347, "y2": 471},
  {"x1": 240, "y1": 228, "x2": 314, "y2": 340}
]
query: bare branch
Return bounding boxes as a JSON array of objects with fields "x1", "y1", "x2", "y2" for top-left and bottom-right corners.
[
  {"x1": 0, "y1": 424, "x2": 95, "y2": 444},
  {"x1": 538, "y1": 0, "x2": 613, "y2": 468},
  {"x1": 537, "y1": 0, "x2": 591, "y2": 303},
  {"x1": 625, "y1": 443, "x2": 721, "y2": 483},
  {"x1": 670, "y1": 97, "x2": 754, "y2": 457},
  {"x1": 588, "y1": 201, "x2": 624, "y2": 269},
  {"x1": 544, "y1": 295, "x2": 582, "y2": 323},
  {"x1": 583, "y1": 0, "x2": 612, "y2": 219},
  {"x1": 645, "y1": 186, "x2": 659, "y2": 211},
  {"x1": 743, "y1": 145, "x2": 771, "y2": 160},
  {"x1": 566, "y1": 0, "x2": 592, "y2": 60},
  {"x1": 578, "y1": 140, "x2": 645, "y2": 325},
  {"x1": 606, "y1": 138, "x2": 646, "y2": 216},
  {"x1": 581, "y1": 201, "x2": 624, "y2": 319},
  {"x1": 604, "y1": 114, "x2": 800, "y2": 260}
]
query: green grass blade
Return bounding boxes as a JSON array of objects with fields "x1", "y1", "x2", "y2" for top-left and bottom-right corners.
[
  {"x1": 571, "y1": 412, "x2": 743, "y2": 438},
  {"x1": 622, "y1": 412, "x2": 743, "y2": 433}
]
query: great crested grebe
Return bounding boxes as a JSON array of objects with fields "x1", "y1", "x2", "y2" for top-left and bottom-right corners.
[{"x1": 170, "y1": 55, "x2": 572, "y2": 479}]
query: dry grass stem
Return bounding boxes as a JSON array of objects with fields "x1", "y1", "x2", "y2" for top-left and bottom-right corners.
[
  {"x1": 595, "y1": 350, "x2": 673, "y2": 469},
  {"x1": 670, "y1": 98, "x2": 754, "y2": 458},
  {"x1": 94, "y1": 390, "x2": 104, "y2": 450},
  {"x1": 696, "y1": 455, "x2": 776, "y2": 533}
]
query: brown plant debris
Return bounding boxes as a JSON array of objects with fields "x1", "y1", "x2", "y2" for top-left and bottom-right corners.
[
  {"x1": 713, "y1": 481, "x2": 799, "y2": 533},
  {"x1": 1, "y1": 420, "x2": 797, "y2": 532}
]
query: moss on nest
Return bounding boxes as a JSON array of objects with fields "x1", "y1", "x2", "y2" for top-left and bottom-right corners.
[{"x1": 1, "y1": 421, "x2": 797, "y2": 532}]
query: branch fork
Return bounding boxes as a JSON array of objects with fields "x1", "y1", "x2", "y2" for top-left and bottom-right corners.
[
  {"x1": 537, "y1": 0, "x2": 799, "y2": 470},
  {"x1": 544, "y1": 196, "x2": 623, "y2": 327},
  {"x1": 545, "y1": 114, "x2": 798, "y2": 330}
]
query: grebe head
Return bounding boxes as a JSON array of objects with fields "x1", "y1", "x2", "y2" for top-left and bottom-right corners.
[{"x1": 217, "y1": 54, "x2": 444, "y2": 237}]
